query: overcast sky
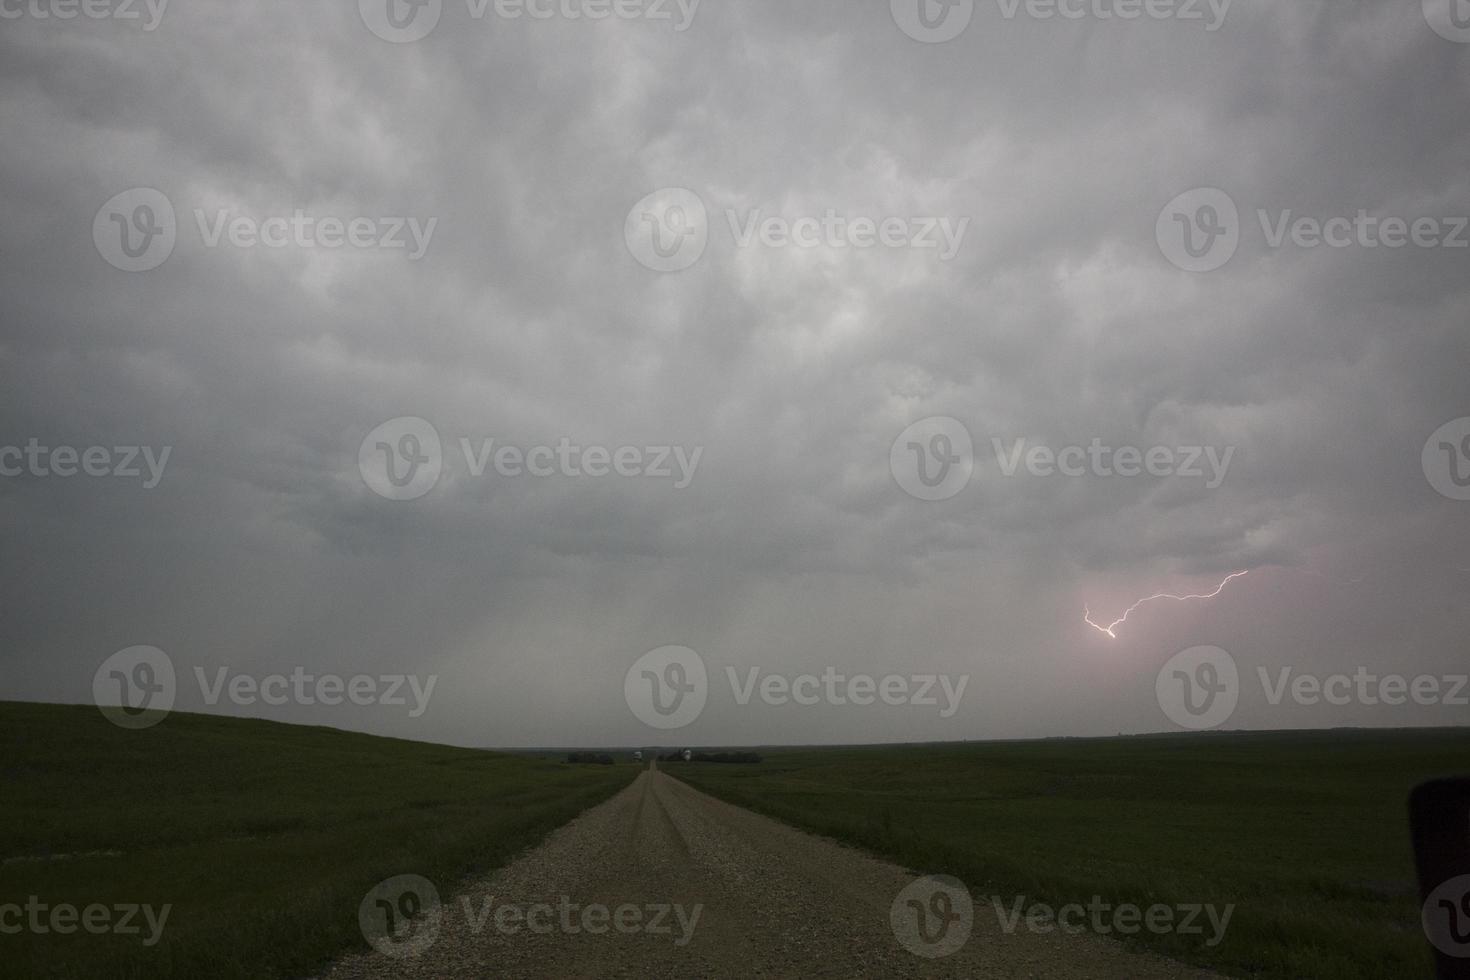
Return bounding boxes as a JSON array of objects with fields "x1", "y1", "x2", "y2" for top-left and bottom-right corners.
[{"x1": 2, "y1": 0, "x2": 1467, "y2": 748}]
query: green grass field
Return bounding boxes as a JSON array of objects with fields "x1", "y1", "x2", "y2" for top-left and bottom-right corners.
[
  {"x1": 666, "y1": 729, "x2": 1470, "y2": 980},
  {"x1": 0, "y1": 702, "x2": 636, "y2": 979}
]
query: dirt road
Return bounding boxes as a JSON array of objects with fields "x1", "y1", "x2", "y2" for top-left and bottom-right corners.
[{"x1": 322, "y1": 765, "x2": 1226, "y2": 979}]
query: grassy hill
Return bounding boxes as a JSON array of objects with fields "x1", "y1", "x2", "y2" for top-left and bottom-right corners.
[
  {"x1": 0, "y1": 701, "x2": 636, "y2": 979},
  {"x1": 667, "y1": 728, "x2": 1470, "y2": 980}
]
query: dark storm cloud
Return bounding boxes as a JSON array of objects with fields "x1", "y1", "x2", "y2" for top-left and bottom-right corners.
[{"x1": 2, "y1": 0, "x2": 1467, "y2": 746}]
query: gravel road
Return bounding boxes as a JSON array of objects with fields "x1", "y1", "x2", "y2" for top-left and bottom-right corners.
[{"x1": 321, "y1": 764, "x2": 1228, "y2": 979}]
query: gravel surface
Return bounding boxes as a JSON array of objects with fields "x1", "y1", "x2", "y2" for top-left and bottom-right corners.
[{"x1": 320, "y1": 764, "x2": 1228, "y2": 979}]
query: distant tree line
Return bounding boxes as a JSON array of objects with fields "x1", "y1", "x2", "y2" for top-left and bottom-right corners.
[
  {"x1": 657, "y1": 751, "x2": 762, "y2": 764},
  {"x1": 565, "y1": 752, "x2": 614, "y2": 765}
]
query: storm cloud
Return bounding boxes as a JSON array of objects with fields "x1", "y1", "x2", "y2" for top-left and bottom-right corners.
[{"x1": 2, "y1": 0, "x2": 1467, "y2": 746}]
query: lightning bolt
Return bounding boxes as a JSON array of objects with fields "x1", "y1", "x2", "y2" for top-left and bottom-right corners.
[{"x1": 1085, "y1": 570, "x2": 1250, "y2": 639}]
